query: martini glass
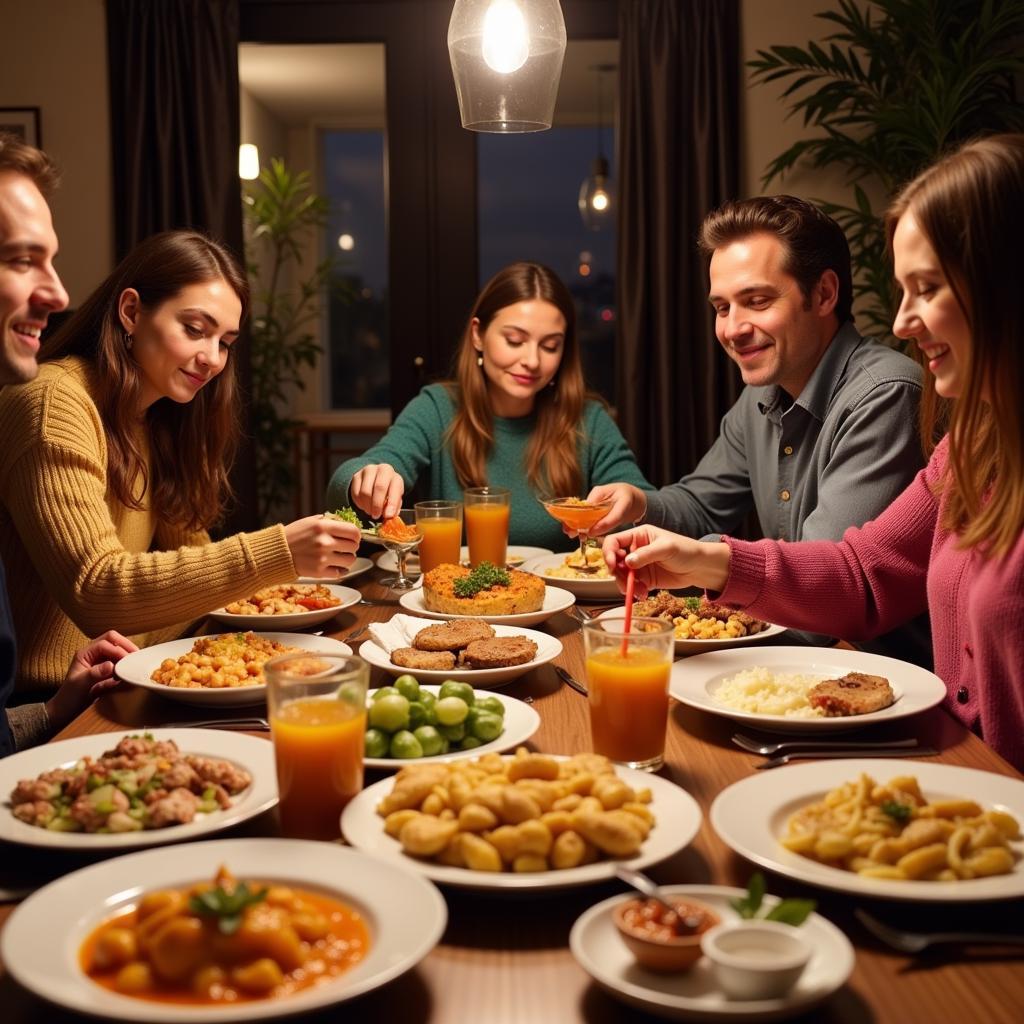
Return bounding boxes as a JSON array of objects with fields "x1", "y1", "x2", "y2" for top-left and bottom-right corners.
[
  {"x1": 362, "y1": 509, "x2": 423, "y2": 590},
  {"x1": 541, "y1": 497, "x2": 614, "y2": 573}
]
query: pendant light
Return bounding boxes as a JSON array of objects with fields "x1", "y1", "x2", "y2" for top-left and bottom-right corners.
[
  {"x1": 578, "y1": 64, "x2": 614, "y2": 231},
  {"x1": 447, "y1": 0, "x2": 567, "y2": 132}
]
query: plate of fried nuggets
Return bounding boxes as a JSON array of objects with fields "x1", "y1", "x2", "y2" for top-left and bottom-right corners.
[
  {"x1": 361, "y1": 617, "x2": 563, "y2": 687},
  {"x1": 341, "y1": 750, "x2": 703, "y2": 890}
]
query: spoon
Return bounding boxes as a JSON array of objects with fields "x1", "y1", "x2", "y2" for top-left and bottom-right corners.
[{"x1": 615, "y1": 867, "x2": 702, "y2": 931}]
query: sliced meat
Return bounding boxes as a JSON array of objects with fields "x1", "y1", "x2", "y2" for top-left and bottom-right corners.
[
  {"x1": 391, "y1": 647, "x2": 458, "y2": 670},
  {"x1": 808, "y1": 672, "x2": 895, "y2": 716},
  {"x1": 414, "y1": 619, "x2": 495, "y2": 651},
  {"x1": 460, "y1": 636, "x2": 538, "y2": 669}
]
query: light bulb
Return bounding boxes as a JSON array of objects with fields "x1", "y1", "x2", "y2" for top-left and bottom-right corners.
[
  {"x1": 591, "y1": 190, "x2": 609, "y2": 212},
  {"x1": 238, "y1": 143, "x2": 260, "y2": 180},
  {"x1": 482, "y1": 0, "x2": 529, "y2": 74},
  {"x1": 337, "y1": 233, "x2": 355, "y2": 251}
]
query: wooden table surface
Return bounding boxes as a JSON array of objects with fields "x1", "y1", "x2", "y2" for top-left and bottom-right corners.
[{"x1": 2, "y1": 565, "x2": 1023, "y2": 1024}]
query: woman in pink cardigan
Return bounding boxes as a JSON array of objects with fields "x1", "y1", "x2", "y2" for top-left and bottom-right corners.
[{"x1": 604, "y1": 134, "x2": 1024, "y2": 771}]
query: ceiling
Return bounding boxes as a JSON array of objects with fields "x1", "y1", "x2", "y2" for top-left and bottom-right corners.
[{"x1": 238, "y1": 38, "x2": 618, "y2": 128}]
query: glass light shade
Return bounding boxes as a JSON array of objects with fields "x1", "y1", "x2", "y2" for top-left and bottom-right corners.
[
  {"x1": 578, "y1": 155, "x2": 613, "y2": 231},
  {"x1": 448, "y1": 0, "x2": 567, "y2": 132},
  {"x1": 238, "y1": 143, "x2": 260, "y2": 180}
]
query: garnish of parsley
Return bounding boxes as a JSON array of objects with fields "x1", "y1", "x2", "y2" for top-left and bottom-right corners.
[
  {"x1": 328, "y1": 506, "x2": 364, "y2": 529},
  {"x1": 454, "y1": 561, "x2": 511, "y2": 598},
  {"x1": 189, "y1": 881, "x2": 268, "y2": 935}
]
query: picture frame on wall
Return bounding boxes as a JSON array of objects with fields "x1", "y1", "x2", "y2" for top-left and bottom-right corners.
[{"x1": 0, "y1": 108, "x2": 41, "y2": 147}]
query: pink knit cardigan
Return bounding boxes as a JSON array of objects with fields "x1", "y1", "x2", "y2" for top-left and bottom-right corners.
[{"x1": 721, "y1": 437, "x2": 1024, "y2": 771}]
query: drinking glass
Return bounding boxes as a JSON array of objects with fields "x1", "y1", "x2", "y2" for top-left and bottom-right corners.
[
  {"x1": 541, "y1": 497, "x2": 613, "y2": 573},
  {"x1": 378, "y1": 508, "x2": 423, "y2": 590},
  {"x1": 265, "y1": 652, "x2": 369, "y2": 840},
  {"x1": 414, "y1": 500, "x2": 463, "y2": 575},
  {"x1": 583, "y1": 617, "x2": 674, "y2": 771},
  {"x1": 463, "y1": 486, "x2": 511, "y2": 568}
]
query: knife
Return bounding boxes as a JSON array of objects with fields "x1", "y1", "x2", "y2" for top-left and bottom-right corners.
[
  {"x1": 553, "y1": 665, "x2": 588, "y2": 697},
  {"x1": 756, "y1": 746, "x2": 938, "y2": 769}
]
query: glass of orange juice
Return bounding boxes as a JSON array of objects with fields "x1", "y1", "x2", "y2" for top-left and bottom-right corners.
[
  {"x1": 265, "y1": 652, "x2": 369, "y2": 840},
  {"x1": 414, "y1": 500, "x2": 463, "y2": 574},
  {"x1": 583, "y1": 617, "x2": 675, "y2": 771},
  {"x1": 463, "y1": 486, "x2": 511, "y2": 568}
]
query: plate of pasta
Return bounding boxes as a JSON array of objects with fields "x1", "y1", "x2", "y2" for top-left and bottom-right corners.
[
  {"x1": 209, "y1": 584, "x2": 361, "y2": 630},
  {"x1": 670, "y1": 647, "x2": 946, "y2": 731},
  {"x1": 710, "y1": 760, "x2": 1024, "y2": 901},
  {"x1": 114, "y1": 633, "x2": 353, "y2": 707}
]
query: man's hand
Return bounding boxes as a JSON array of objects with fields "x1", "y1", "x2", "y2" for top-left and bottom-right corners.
[
  {"x1": 348, "y1": 464, "x2": 405, "y2": 520},
  {"x1": 601, "y1": 525, "x2": 731, "y2": 598},
  {"x1": 575, "y1": 483, "x2": 647, "y2": 537},
  {"x1": 45, "y1": 631, "x2": 138, "y2": 733}
]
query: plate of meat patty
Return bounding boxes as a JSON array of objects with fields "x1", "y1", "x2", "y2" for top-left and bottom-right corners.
[
  {"x1": 670, "y1": 647, "x2": 947, "y2": 733},
  {"x1": 361, "y1": 619, "x2": 563, "y2": 686},
  {"x1": 0, "y1": 729, "x2": 277, "y2": 849}
]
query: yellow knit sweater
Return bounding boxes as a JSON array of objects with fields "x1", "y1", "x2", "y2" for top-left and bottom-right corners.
[{"x1": 0, "y1": 357, "x2": 296, "y2": 697}]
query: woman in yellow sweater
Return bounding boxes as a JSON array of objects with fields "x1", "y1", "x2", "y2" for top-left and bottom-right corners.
[{"x1": 0, "y1": 230, "x2": 359, "y2": 697}]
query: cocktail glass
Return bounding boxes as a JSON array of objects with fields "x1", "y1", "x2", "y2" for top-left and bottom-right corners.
[
  {"x1": 376, "y1": 508, "x2": 423, "y2": 590},
  {"x1": 541, "y1": 497, "x2": 614, "y2": 573}
]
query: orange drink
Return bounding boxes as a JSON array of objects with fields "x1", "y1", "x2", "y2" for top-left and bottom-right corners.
[
  {"x1": 583, "y1": 617, "x2": 674, "y2": 771},
  {"x1": 464, "y1": 486, "x2": 511, "y2": 568},
  {"x1": 542, "y1": 497, "x2": 614, "y2": 571},
  {"x1": 415, "y1": 500, "x2": 463, "y2": 574},
  {"x1": 265, "y1": 653, "x2": 369, "y2": 840}
]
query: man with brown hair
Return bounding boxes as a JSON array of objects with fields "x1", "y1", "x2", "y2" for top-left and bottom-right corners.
[
  {"x1": 592, "y1": 195, "x2": 929, "y2": 662},
  {"x1": 0, "y1": 132, "x2": 134, "y2": 755}
]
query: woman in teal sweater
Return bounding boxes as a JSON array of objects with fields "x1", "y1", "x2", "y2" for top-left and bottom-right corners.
[{"x1": 327, "y1": 262, "x2": 652, "y2": 551}]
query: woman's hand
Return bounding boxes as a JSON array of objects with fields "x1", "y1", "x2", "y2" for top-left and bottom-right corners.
[
  {"x1": 284, "y1": 515, "x2": 361, "y2": 577},
  {"x1": 601, "y1": 525, "x2": 731, "y2": 598},
  {"x1": 584, "y1": 483, "x2": 648, "y2": 536},
  {"x1": 348, "y1": 464, "x2": 405, "y2": 520},
  {"x1": 45, "y1": 631, "x2": 138, "y2": 733}
]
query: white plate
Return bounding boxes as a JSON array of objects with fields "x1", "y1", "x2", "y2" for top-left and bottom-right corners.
[
  {"x1": 376, "y1": 545, "x2": 554, "y2": 573},
  {"x1": 361, "y1": 623, "x2": 562, "y2": 687},
  {"x1": 363, "y1": 686, "x2": 541, "y2": 768},
  {"x1": 297, "y1": 555, "x2": 374, "y2": 585},
  {"x1": 570, "y1": 885, "x2": 854, "y2": 1022},
  {"x1": 399, "y1": 585, "x2": 575, "y2": 627},
  {"x1": 711, "y1": 759, "x2": 1024, "y2": 902},
  {"x1": 209, "y1": 584, "x2": 362, "y2": 630},
  {"x1": 2, "y1": 838, "x2": 446, "y2": 1023},
  {"x1": 0, "y1": 729, "x2": 277, "y2": 850},
  {"x1": 115, "y1": 633, "x2": 353, "y2": 707},
  {"x1": 597, "y1": 606, "x2": 788, "y2": 654},
  {"x1": 670, "y1": 647, "x2": 947, "y2": 733},
  {"x1": 342, "y1": 759, "x2": 701, "y2": 890},
  {"x1": 519, "y1": 553, "x2": 622, "y2": 602}
]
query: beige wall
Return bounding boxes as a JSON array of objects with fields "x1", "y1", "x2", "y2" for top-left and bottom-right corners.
[{"x1": 0, "y1": 0, "x2": 113, "y2": 305}]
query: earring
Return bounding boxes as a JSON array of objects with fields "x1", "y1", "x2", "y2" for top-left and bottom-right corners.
[
  {"x1": 125, "y1": 332, "x2": 134, "y2": 351},
  {"x1": 476, "y1": 354, "x2": 483, "y2": 367},
  {"x1": 548, "y1": 377, "x2": 557, "y2": 388}
]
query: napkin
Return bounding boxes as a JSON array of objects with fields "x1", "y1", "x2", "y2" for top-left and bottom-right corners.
[{"x1": 367, "y1": 614, "x2": 439, "y2": 653}]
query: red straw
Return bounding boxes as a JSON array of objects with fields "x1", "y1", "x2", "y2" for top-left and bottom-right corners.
[{"x1": 620, "y1": 550, "x2": 637, "y2": 658}]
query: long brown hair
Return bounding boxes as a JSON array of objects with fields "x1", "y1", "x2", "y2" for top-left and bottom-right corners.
[
  {"x1": 885, "y1": 134, "x2": 1024, "y2": 557},
  {"x1": 40, "y1": 230, "x2": 249, "y2": 530},
  {"x1": 446, "y1": 262, "x2": 588, "y2": 497}
]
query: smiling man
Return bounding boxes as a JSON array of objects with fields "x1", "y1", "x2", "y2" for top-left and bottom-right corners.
[{"x1": 592, "y1": 196, "x2": 930, "y2": 663}]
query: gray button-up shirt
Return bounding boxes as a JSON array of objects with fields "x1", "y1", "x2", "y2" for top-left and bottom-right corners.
[{"x1": 644, "y1": 322, "x2": 931, "y2": 662}]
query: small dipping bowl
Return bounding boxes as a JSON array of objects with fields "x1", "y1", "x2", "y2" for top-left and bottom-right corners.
[
  {"x1": 612, "y1": 897, "x2": 721, "y2": 973},
  {"x1": 700, "y1": 920, "x2": 812, "y2": 1000}
]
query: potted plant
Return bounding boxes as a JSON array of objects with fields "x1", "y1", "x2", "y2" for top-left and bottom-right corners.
[
  {"x1": 749, "y1": 0, "x2": 1024, "y2": 340},
  {"x1": 244, "y1": 159, "x2": 337, "y2": 524}
]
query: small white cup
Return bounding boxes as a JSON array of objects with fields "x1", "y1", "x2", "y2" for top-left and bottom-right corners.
[{"x1": 701, "y1": 920, "x2": 812, "y2": 1000}]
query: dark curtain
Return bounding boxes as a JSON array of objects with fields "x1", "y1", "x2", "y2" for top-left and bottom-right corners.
[
  {"x1": 617, "y1": 0, "x2": 742, "y2": 485},
  {"x1": 107, "y1": 0, "x2": 256, "y2": 531}
]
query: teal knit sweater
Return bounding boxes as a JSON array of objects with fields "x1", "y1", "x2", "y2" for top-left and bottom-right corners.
[{"x1": 326, "y1": 384, "x2": 653, "y2": 552}]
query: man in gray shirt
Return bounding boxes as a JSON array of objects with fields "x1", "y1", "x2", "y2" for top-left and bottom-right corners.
[{"x1": 591, "y1": 195, "x2": 930, "y2": 663}]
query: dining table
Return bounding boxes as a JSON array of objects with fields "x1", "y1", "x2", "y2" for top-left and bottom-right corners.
[{"x1": 1, "y1": 561, "x2": 1022, "y2": 1024}]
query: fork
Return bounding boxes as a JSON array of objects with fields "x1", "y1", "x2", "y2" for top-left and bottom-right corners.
[
  {"x1": 343, "y1": 625, "x2": 368, "y2": 643},
  {"x1": 855, "y1": 909, "x2": 1024, "y2": 953},
  {"x1": 732, "y1": 733, "x2": 920, "y2": 756},
  {"x1": 756, "y1": 746, "x2": 936, "y2": 769},
  {"x1": 162, "y1": 717, "x2": 270, "y2": 730}
]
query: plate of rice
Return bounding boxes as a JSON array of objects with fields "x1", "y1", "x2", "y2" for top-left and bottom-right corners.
[{"x1": 669, "y1": 646, "x2": 946, "y2": 732}]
